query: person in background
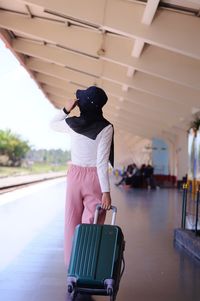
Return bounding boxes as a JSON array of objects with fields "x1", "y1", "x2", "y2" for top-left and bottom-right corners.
[
  {"x1": 115, "y1": 163, "x2": 134, "y2": 186},
  {"x1": 140, "y1": 164, "x2": 147, "y2": 188},
  {"x1": 128, "y1": 163, "x2": 141, "y2": 187},
  {"x1": 145, "y1": 163, "x2": 156, "y2": 189},
  {"x1": 50, "y1": 86, "x2": 114, "y2": 269}
]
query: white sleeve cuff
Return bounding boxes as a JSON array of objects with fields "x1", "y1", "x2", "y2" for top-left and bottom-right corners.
[{"x1": 50, "y1": 110, "x2": 69, "y2": 133}]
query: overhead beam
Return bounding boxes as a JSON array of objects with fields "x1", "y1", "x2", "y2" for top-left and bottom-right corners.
[
  {"x1": 128, "y1": 72, "x2": 200, "y2": 107},
  {"x1": 3, "y1": 9, "x2": 199, "y2": 90},
  {"x1": 104, "y1": 0, "x2": 200, "y2": 60},
  {"x1": 106, "y1": 106, "x2": 165, "y2": 130},
  {"x1": 142, "y1": 0, "x2": 160, "y2": 25},
  {"x1": 115, "y1": 106, "x2": 185, "y2": 128},
  {"x1": 22, "y1": 0, "x2": 106, "y2": 25},
  {"x1": 42, "y1": 84, "x2": 72, "y2": 98},
  {"x1": 35, "y1": 72, "x2": 79, "y2": 91},
  {"x1": 48, "y1": 94, "x2": 80, "y2": 115},
  {"x1": 27, "y1": 59, "x2": 199, "y2": 112},
  {"x1": 0, "y1": 10, "x2": 102, "y2": 57},
  {"x1": 21, "y1": 0, "x2": 200, "y2": 59},
  {"x1": 105, "y1": 93, "x2": 188, "y2": 126},
  {"x1": 12, "y1": 39, "x2": 102, "y2": 76},
  {"x1": 26, "y1": 57, "x2": 98, "y2": 87},
  {"x1": 101, "y1": 67, "x2": 200, "y2": 106},
  {"x1": 26, "y1": 55, "x2": 200, "y2": 117},
  {"x1": 137, "y1": 45, "x2": 200, "y2": 90},
  {"x1": 48, "y1": 93, "x2": 67, "y2": 103},
  {"x1": 102, "y1": 80, "x2": 199, "y2": 114},
  {"x1": 131, "y1": 39, "x2": 145, "y2": 58},
  {"x1": 103, "y1": 34, "x2": 200, "y2": 90},
  {"x1": 106, "y1": 117, "x2": 156, "y2": 139},
  {"x1": 28, "y1": 60, "x2": 200, "y2": 119}
]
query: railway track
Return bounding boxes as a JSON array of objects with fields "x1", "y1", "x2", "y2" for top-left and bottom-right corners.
[{"x1": 0, "y1": 174, "x2": 66, "y2": 195}]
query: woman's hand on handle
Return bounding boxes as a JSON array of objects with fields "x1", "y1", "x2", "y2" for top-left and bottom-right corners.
[{"x1": 101, "y1": 192, "x2": 111, "y2": 210}]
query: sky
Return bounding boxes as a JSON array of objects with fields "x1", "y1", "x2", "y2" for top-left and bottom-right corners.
[{"x1": 0, "y1": 39, "x2": 71, "y2": 151}]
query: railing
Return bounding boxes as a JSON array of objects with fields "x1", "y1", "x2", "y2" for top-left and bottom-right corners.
[{"x1": 181, "y1": 183, "x2": 200, "y2": 236}]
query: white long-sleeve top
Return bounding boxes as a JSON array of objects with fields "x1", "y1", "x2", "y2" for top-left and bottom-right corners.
[{"x1": 50, "y1": 110, "x2": 113, "y2": 192}]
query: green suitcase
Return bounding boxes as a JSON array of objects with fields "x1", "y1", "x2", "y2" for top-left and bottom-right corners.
[{"x1": 67, "y1": 205, "x2": 125, "y2": 301}]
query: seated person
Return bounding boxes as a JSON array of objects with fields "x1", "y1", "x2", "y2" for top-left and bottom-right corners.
[
  {"x1": 115, "y1": 163, "x2": 135, "y2": 186},
  {"x1": 128, "y1": 164, "x2": 143, "y2": 188},
  {"x1": 125, "y1": 163, "x2": 138, "y2": 186}
]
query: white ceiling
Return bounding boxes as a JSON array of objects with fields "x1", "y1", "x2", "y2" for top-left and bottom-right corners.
[{"x1": 0, "y1": 0, "x2": 200, "y2": 148}]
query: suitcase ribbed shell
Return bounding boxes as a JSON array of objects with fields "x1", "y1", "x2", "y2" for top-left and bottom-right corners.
[{"x1": 68, "y1": 224, "x2": 124, "y2": 288}]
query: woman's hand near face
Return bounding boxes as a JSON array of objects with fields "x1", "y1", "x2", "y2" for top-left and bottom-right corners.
[{"x1": 65, "y1": 99, "x2": 77, "y2": 113}]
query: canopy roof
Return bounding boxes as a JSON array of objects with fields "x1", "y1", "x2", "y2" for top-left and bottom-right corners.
[{"x1": 0, "y1": 0, "x2": 200, "y2": 145}]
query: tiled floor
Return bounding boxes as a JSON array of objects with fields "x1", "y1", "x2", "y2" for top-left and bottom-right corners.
[{"x1": 0, "y1": 178, "x2": 200, "y2": 301}]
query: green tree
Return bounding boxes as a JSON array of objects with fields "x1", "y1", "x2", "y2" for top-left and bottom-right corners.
[
  {"x1": 27, "y1": 148, "x2": 71, "y2": 164},
  {"x1": 0, "y1": 129, "x2": 30, "y2": 166}
]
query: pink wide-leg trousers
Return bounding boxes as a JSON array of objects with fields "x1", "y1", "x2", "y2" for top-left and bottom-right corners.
[{"x1": 64, "y1": 164, "x2": 106, "y2": 267}]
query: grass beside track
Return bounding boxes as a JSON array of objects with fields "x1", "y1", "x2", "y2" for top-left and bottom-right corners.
[{"x1": 0, "y1": 163, "x2": 67, "y2": 178}]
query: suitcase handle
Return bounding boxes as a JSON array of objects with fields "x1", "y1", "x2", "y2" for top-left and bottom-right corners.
[{"x1": 94, "y1": 204, "x2": 117, "y2": 225}]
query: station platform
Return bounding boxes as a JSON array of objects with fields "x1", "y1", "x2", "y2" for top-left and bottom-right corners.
[
  {"x1": 0, "y1": 177, "x2": 200, "y2": 301},
  {"x1": 0, "y1": 171, "x2": 66, "y2": 189}
]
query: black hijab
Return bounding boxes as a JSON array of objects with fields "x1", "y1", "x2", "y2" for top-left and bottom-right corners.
[{"x1": 65, "y1": 86, "x2": 114, "y2": 167}]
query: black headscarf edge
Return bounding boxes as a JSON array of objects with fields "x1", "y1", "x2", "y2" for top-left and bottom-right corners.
[{"x1": 65, "y1": 116, "x2": 114, "y2": 167}]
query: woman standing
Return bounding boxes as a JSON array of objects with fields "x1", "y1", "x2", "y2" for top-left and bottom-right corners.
[{"x1": 50, "y1": 86, "x2": 114, "y2": 268}]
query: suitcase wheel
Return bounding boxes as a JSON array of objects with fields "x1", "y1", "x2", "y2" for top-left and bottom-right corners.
[
  {"x1": 107, "y1": 287, "x2": 116, "y2": 301},
  {"x1": 67, "y1": 277, "x2": 77, "y2": 294},
  {"x1": 107, "y1": 287, "x2": 113, "y2": 296},
  {"x1": 110, "y1": 293, "x2": 116, "y2": 301},
  {"x1": 68, "y1": 284, "x2": 73, "y2": 294}
]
